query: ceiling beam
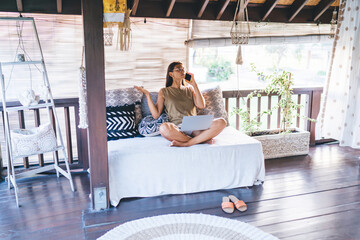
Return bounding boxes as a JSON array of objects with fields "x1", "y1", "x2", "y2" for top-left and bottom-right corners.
[
  {"x1": 57, "y1": 0, "x2": 62, "y2": 13},
  {"x1": 16, "y1": 0, "x2": 23, "y2": 12},
  {"x1": 132, "y1": 0, "x2": 140, "y2": 16},
  {"x1": 216, "y1": 0, "x2": 231, "y2": 20},
  {"x1": 262, "y1": 0, "x2": 280, "y2": 21},
  {"x1": 166, "y1": 0, "x2": 176, "y2": 17},
  {"x1": 313, "y1": 0, "x2": 336, "y2": 22},
  {"x1": 197, "y1": 0, "x2": 209, "y2": 18},
  {"x1": 131, "y1": 1, "x2": 335, "y2": 23},
  {"x1": 236, "y1": 0, "x2": 250, "y2": 21},
  {"x1": 288, "y1": 0, "x2": 310, "y2": 22}
]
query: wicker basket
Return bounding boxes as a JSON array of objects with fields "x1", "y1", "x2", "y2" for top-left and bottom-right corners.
[{"x1": 11, "y1": 123, "x2": 57, "y2": 157}]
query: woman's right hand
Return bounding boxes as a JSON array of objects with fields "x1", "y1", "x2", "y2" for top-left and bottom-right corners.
[{"x1": 134, "y1": 86, "x2": 149, "y2": 96}]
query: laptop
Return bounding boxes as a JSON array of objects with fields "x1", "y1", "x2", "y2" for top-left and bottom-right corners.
[{"x1": 180, "y1": 115, "x2": 214, "y2": 132}]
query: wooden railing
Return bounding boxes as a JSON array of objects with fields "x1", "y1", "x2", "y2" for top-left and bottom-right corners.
[
  {"x1": 0, "y1": 98, "x2": 88, "y2": 170},
  {"x1": 222, "y1": 87, "x2": 323, "y2": 145},
  {"x1": 0, "y1": 86, "x2": 323, "y2": 171}
]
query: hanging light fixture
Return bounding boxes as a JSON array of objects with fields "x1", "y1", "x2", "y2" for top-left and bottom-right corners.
[
  {"x1": 230, "y1": 0, "x2": 250, "y2": 45},
  {"x1": 329, "y1": 8, "x2": 337, "y2": 39}
]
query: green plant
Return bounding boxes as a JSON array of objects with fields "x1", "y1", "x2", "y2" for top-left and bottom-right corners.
[
  {"x1": 232, "y1": 107, "x2": 262, "y2": 136},
  {"x1": 234, "y1": 63, "x2": 315, "y2": 135},
  {"x1": 207, "y1": 60, "x2": 233, "y2": 82}
]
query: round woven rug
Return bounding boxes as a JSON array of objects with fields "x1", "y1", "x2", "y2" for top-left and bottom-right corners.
[{"x1": 98, "y1": 213, "x2": 279, "y2": 240}]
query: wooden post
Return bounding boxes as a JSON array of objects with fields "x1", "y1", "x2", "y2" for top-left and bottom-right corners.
[
  {"x1": 81, "y1": 0, "x2": 109, "y2": 210},
  {"x1": 74, "y1": 104, "x2": 89, "y2": 170},
  {"x1": 308, "y1": 90, "x2": 321, "y2": 146}
]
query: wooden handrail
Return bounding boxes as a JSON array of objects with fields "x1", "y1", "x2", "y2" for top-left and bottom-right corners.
[
  {"x1": 0, "y1": 98, "x2": 88, "y2": 169},
  {"x1": 222, "y1": 87, "x2": 323, "y2": 145}
]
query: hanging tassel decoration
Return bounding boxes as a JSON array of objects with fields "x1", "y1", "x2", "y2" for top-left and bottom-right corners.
[
  {"x1": 236, "y1": 45, "x2": 243, "y2": 65},
  {"x1": 103, "y1": 0, "x2": 126, "y2": 47},
  {"x1": 118, "y1": 8, "x2": 132, "y2": 51},
  {"x1": 78, "y1": 47, "x2": 88, "y2": 129}
]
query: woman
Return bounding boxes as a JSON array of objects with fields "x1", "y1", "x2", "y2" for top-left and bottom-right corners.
[{"x1": 135, "y1": 61, "x2": 226, "y2": 147}]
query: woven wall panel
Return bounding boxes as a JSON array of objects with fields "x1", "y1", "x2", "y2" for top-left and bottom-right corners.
[{"x1": 0, "y1": 13, "x2": 188, "y2": 99}]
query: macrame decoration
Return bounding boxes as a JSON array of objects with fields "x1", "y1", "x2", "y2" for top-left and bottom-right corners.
[
  {"x1": 235, "y1": 46, "x2": 243, "y2": 65},
  {"x1": 329, "y1": 8, "x2": 337, "y2": 38},
  {"x1": 78, "y1": 47, "x2": 88, "y2": 129},
  {"x1": 117, "y1": 8, "x2": 132, "y2": 51},
  {"x1": 230, "y1": 0, "x2": 250, "y2": 45},
  {"x1": 103, "y1": 0, "x2": 131, "y2": 51},
  {"x1": 104, "y1": 27, "x2": 114, "y2": 46}
]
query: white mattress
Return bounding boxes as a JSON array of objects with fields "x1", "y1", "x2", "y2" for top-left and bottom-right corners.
[{"x1": 108, "y1": 127, "x2": 265, "y2": 207}]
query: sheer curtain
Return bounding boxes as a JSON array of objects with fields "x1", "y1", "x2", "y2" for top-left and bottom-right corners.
[{"x1": 319, "y1": 0, "x2": 360, "y2": 149}]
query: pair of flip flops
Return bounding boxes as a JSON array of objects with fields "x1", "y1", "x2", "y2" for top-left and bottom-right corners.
[{"x1": 221, "y1": 195, "x2": 247, "y2": 214}]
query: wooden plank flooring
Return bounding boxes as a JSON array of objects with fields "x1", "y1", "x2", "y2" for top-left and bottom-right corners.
[{"x1": 0, "y1": 143, "x2": 359, "y2": 240}]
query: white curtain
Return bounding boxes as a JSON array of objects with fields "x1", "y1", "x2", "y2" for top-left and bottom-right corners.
[{"x1": 319, "y1": 0, "x2": 360, "y2": 148}]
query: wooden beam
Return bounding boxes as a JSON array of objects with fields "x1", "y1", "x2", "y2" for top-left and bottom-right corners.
[
  {"x1": 166, "y1": 0, "x2": 176, "y2": 17},
  {"x1": 81, "y1": 0, "x2": 109, "y2": 210},
  {"x1": 57, "y1": 0, "x2": 62, "y2": 13},
  {"x1": 236, "y1": 0, "x2": 250, "y2": 20},
  {"x1": 314, "y1": 0, "x2": 335, "y2": 22},
  {"x1": 132, "y1": 0, "x2": 140, "y2": 16},
  {"x1": 262, "y1": 0, "x2": 280, "y2": 21},
  {"x1": 288, "y1": 0, "x2": 310, "y2": 22},
  {"x1": 216, "y1": 0, "x2": 231, "y2": 20},
  {"x1": 197, "y1": 0, "x2": 209, "y2": 18},
  {"x1": 133, "y1": 1, "x2": 335, "y2": 23},
  {"x1": 16, "y1": 0, "x2": 23, "y2": 12}
]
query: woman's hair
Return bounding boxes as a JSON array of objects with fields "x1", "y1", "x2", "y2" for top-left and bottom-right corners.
[{"x1": 166, "y1": 61, "x2": 184, "y2": 87}]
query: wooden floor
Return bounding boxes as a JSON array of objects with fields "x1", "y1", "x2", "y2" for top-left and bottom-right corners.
[{"x1": 1, "y1": 143, "x2": 360, "y2": 240}]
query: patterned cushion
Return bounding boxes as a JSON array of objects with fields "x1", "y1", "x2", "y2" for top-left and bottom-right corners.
[
  {"x1": 106, "y1": 104, "x2": 137, "y2": 141},
  {"x1": 141, "y1": 92, "x2": 159, "y2": 117},
  {"x1": 138, "y1": 113, "x2": 169, "y2": 137},
  {"x1": 106, "y1": 88, "x2": 143, "y2": 125},
  {"x1": 197, "y1": 86, "x2": 229, "y2": 125}
]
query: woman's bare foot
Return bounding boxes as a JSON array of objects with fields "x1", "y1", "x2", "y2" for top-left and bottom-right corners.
[
  {"x1": 170, "y1": 138, "x2": 214, "y2": 147},
  {"x1": 170, "y1": 140, "x2": 190, "y2": 147},
  {"x1": 206, "y1": 138, "x2": 215, "y2": 144}
]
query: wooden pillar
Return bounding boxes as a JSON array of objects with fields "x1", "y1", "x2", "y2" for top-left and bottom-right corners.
[
  {"x1": 81, "y1": 0, "x2": 109, "y2": 210},
  {"x1": 308, "y1": 90, "x2": 321, "y2": 146}
]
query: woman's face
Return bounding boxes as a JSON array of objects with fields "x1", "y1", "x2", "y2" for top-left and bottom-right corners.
[{"x1": 172, "y1": 64, "x2": 185, "y2": 80}]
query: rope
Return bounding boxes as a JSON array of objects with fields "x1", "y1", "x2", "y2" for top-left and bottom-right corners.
[{"x1": 78, "y1": 46, "x2": 88, "y2": 129}]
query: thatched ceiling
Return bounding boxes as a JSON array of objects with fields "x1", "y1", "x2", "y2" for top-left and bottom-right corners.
[{"x1": 0, "y1": 0, "x2": 340, "y2": 23}]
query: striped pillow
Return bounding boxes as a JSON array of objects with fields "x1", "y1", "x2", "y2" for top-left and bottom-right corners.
[{"x1": 106, "y1": 104, "x2": 137, "y2": 141}]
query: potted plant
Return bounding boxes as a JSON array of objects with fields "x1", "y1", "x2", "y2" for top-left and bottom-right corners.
[{"x1": 234, "y1": 65, "x2": 315, "y2": 159}]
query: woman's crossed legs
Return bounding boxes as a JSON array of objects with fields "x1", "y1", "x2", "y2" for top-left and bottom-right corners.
[{"x1": 159, "y1": 118, "x2": 227, "y2": 147}]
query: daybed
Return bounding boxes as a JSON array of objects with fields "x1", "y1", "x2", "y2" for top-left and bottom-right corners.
[
  {"x1": 108, "y1": 126, "x2": 265, "y2": 206},
  {"x1": 105, "y1": 86, "x2": 265, "y2": 207}
]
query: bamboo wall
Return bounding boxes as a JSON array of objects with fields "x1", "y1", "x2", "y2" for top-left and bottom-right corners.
[{"x1": 0, "y1": 13, "x2": 189, "y2": 100}]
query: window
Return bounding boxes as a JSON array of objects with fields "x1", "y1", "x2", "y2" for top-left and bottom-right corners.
[{"x1": 189, "y1": 41, "x2": 333, "y2": 90}]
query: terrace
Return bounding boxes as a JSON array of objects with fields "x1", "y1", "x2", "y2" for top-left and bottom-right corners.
[{"x1": 0, "y1": 0, "x2": 359, "y2": 239}]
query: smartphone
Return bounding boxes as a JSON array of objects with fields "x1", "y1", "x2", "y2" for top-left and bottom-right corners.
[{"x1": 185, "y1": 73, "x2": 192, "y2": 82}]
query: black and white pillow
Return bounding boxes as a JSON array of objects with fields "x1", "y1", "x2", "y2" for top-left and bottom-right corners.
[
  {"x1": 105, "y1": 88, "x2": 143, "y2": 125},
  {"x1": 106, "y1": 104, "x2": 137, "y2": 141},
  {"x1": 138, "y1": 113, "x2": 169, "y2": 137}
]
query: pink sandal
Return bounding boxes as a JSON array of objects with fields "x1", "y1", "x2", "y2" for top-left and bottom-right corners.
[
  {"x1": 221, "y1": 196, "x2": 234, "y2": 214},
  {"x1": 229, "y1": 195, "x2": 247, "y2": 212}
]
